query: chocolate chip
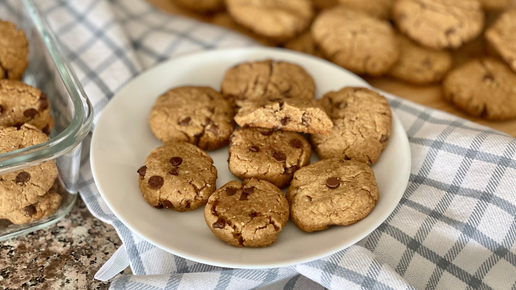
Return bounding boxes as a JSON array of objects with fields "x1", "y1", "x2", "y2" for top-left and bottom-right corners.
[
  {"x1": 148, "y1": 176, "x2": 164, "y2": 189},
  {"x1": 179, "y1": 117, "x2": 191, "y2": 126},
  {"x1": 185, "y1": 201, "x2": 191, "y2": 209},
  {"x1": 226, "y1": 187, "x2": 237, "y2": 196},
  {"x1": 14, "y1": 123, "x2": 24, "y2": 130},
  {"x1": 280, "y1": 117, "x2": 290, "y2": 126},
  {"x1": 137, "y1": 166, "x2": 147, "y2": 177},
  {"x1": 289, "y1": 139, "x2": 302, "y2": 149},
  {"x1": 260, "y1": 130, "x2": 273, "y2": 136},
  {"x1": 39, "y1": 99, "x2": 49, "y2": 111},
  {"x1": 169, "y1": 168, "x2": 178, "y2": 176},
  {"x1": 163, "y1": 200, "x2": 174, "y2": 208},
  {"x1": 243, "y1": 187, "x2": 254, "y2": 194},
  {"x1": 249, "y1": 146, "x2": 259, "y2": 152},
  {"x1": 170, "y1": 157, "x2": 182, "y2": 166},
  {"x1": 208, "y1": 124, "x2": 218, "y2": 135},
  {"x1": 40, "y1": 93, "x2": 47, "y2": 100},
  {"x1": 380, "y1": 135, "x2": 388, "y2": 143},
  {"x1": 213, "y1": 218, "x2": 225, "y2": 229},
  {"x1": 24, "y1": 205, "x2": 37, "y2": 216},
  {"x1": 326, "y1": 177, "x2": 340, "y2": 189},
  {"x1": 240, "y1": 192, "x2": 249, "y2": 201},
  {"x1": 205, "y1": 117, "x2": 213, "y2": 126},
  {"x1": 249, "y1": 212, "x2": 260, "y2": 218},
  {"x1": 155, "y1": 204, "x2": 164, "y2": 209},
  {"x1": 301, "y1": 114, "x2": 310, "y2": 126},
  {"x1": 23, "y1": 108, "x2": 38, "y2": 118},
  {"x1": 273, "y1": 151, "x2": 286, "y2": 161},
  {"x1": 0, "y1": 105, "x2": 3, "y2": 115},
  {"x1": 16, "y1": 172, "x2": 30, "y2": 184},
  {"x1": 483, "y1": 74, "x2": 494, "y2": 82}
]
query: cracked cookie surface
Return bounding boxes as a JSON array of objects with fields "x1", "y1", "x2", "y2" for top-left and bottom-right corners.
[
  {"x1": 228, "y1": 127, "x2": 311, "y2": 188},
  {"x1": 311, "y1": 7, "x2": 399, "y2": 76},
  {"x1": 443, "y1": 58, "x2": 516, "y2": 120},
  {"x1": 235, "y1": 98, "x2": 333, "y2": 135},
  {"x1": 486, "y1": 9, "x2": 516, "y2": 73},
  {"x1": 337, "y1": 0, "x2": 394, "y2": 19},
  {"x1": 0, "y1": 124, "x2": 58, "y2": 214},
  {"x1": 388, "y1": 35, "x2": 453, "y2": 85},
  {"x1": 204, "y1": 178, "x2": 289, "y2": 247},
  {"x1": 0, "y1": 20, "x2": 28, "y2": 80},
  {"x1": 221, "y1": 60, "x2": 315, "y2": 108},
  {"x1": 392, "y1": 0, "x2": 484, "y2": 50},
  {"x1": 226, "y1": 0, "x2": 313, "y2": 41},
  {"x1": 173, "y1": 0, "x2": 225, "y2": 12},
  {"x1": 287, "y1": 159, "x2": 379, "y2": 233},
  {"x1": 0, "y1": 80, "x2": 54, "y2": 133},
  {"x1": 0, "y1": 189, "x2": 61, "y2": 225},
  {"x1": 138, "y1": 142, "x2": 218, "y2": 212},
  {"x1": 149, "y1": 86, "x2": 234, "y2": 151},
  {"x1": 310, "y1": 87, "x2": 392, "y2": 165}
]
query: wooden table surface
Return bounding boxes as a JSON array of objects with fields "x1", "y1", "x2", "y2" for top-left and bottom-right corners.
[{"x1": 147, "y1": 0, "x2": 516, "y2": 137}]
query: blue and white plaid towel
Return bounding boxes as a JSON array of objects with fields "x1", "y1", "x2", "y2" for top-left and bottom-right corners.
[{"x1": 9, "y1": 0, "x2": 516, "y2": 289}]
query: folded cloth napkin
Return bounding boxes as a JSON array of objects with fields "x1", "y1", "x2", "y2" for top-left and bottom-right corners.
[{"x1": 10, "y1": 0, "x2": 516, "y2": 289}]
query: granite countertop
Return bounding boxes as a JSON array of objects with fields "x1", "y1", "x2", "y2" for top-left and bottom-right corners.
[{"x1": 0, "y1": 196, "x2": 130, "y2": 290}]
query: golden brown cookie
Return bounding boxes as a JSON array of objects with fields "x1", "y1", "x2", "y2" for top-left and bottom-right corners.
[
  {"x1": 138, "y1": 142, "x2": 217, "y2": 212},
  {"x1": 337, "y1": 0, "x2": 394, "y2": 19},
  {"x1": 283, "y1": 32, "x2": 325, "y2": 58},
  {"x1": 311, "y1": 87, "x2": 392, "y2": 165},
  {"x1": 226, "y1": 0, "x2": 313, "y2": 41},
  {"x1": 149, "y1": 86, "x2": 234, "y2": 151},
  {"x1": 221, "y1": 60, "x2": 315, "y2": 108},
  {"x1": 204, "y1": 178, "x2": 289, "y2": 247},
  {"x1": 228, "y1": 127, "x2": 311, "y2": 188},
  {"x1": 485, "y1": 9, "x2": 516, "y2": 73},
  {"x1": 392, "y1": 0, "x2": 484, "y2": 50},
  {"x1": 234, "y1": 98, "x2": 333, "y2": 135},
  {"x1": 442, "y1": 58, "x2": 516, "y2": 120},
  {"x1": 311, "y1": 7, "x2": 399, "y2": 76},
  {"x1": 287, "y1": 159, "x2": 379, "y2": 233},
  {"x1": 172, "y1": 0, "x2": 225, "y2": 13},
  {"x1": 388, "y1": 35, "x2": 453, "y2": 85},
  {"x1": 0, "y1": 20, "x2": 28, "y2": 80},
  {"x1": 0, "y1": 189, "x2": 61, "y2": 225},
  {"x1": 0, "y1": 124, "x2": 58, "y2": 214},
  {"x1": 479, "y1": 0, "x2": 510, "y2": 10},
  {"x1": 0, "y1": 80, "x2": 54, "y2": 134}
]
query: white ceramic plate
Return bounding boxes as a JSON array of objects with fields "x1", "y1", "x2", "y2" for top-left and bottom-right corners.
[{"x1": 91, "y1": 47, "x2": 411, "y2": 269}]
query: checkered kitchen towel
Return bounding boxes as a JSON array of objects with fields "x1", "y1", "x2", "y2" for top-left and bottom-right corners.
[{"x1": 6, "y1": 0, "x2": 516, "y2": 289}]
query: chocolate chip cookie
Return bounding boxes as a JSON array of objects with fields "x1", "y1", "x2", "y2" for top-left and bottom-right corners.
[
  {"x1": 392, "y1": 0, "x2": 484, "y2": 50},
  {"x1": 173, "y1": 0, "x2": 225, "y2": 13},
  {"x1": 149, "y1": 86, "x2": 234, "y2": 151},
  {"x1": 0, "y1": 80, "x2": 54, "y2": 134},
  {"x1": 337, "y1": 0, "x2": 394, "y2": 19},
  {"x1": 311, "y1": 87, "x2": 392, "y2": 165},
  {"x1": 389, "y1": 35, "x2": 453, "y2": 85},
  {"x1": 138, "y1": 142, "x2": 218, "y2": 212},
  {"x1": 0, "y1": 20, "x2": 28, "y2": 80},
  {"x1": 226, "y1": 0, "x2": 313, "y2": 41},
  {"x1": 204, "y1": 178, "x2": 289, "y2": 247},
  {"x1": 221, "y1": 60, "x2": 315, "y2": 108},
  {"x1": 287, "y1": 159, "x2": 379, "y2": 233},
  {"x1": 228, "y1": 127, "x2": 311, "y2": 188},
  {"x1": 0, "y1": 189, "x2": 61, "y2": 225},
  {"x1": 235, "y1": 98, "x2": 333, "y2": 135},
  {"x1": 311, "y1": 7, "x2": 399, "y2": 76},
  {"x1": 443, "y1": 58, "x2": 516, "y2": 120},
  {"x1": 486, "y1": 9, "x2": 516, "y2": 73},
  {"x1": 0, "y1": 124, "x2": 58, "y2": 214}
]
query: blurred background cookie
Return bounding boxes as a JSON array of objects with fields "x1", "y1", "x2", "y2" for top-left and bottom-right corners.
[
  {"x1": 485, "y1": 9, "x2": 516, "y2": 73},
  {"x1": 0, "y1": 20, "x2": 28, "y2": 80}
]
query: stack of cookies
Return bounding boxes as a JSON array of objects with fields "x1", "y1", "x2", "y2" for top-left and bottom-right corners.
[
  {"x1": 139, "y1": 59, "x2": 391, "y2": 247},
  {"x1": 171, "y1": 0, "x2": 516, "y2": 121},
  {"x1": 0, "y1": 20, "x2": 61, "y2": 225}
]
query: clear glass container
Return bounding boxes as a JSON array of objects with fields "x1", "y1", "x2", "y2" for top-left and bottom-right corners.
[{"x1": 0, "y1": 0, "x2": 94, "y2": 241}]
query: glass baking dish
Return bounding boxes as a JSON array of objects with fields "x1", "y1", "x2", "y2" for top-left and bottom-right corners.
[{"x1": 0, "y1": 0, "x2": 93, "y2": 241}]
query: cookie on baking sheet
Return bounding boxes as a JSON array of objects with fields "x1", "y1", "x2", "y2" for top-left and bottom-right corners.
[
  {"x1": 226, "y1": 0, "x2": 313, "y2": 41},
  {"x1": 0, "y1": 20, "x2": 28, "y2": 80},
  {"x1": 388, "y1": 35, "x2": 453, "y2": 85},
  {"x1": 311, "y1": 7, "x2": 399, "y2": 76},
  {"x1": 138, "y1": 142, "x2": 218, "y2": 212},
  {"x1": 443, "y1": 58, "x2": 516, "y2": 120},
  {"x1": 479, "y1": 0, "x2": 510, "y2": 10},
  {"x1": 234, "y1": 98, "x2": 333, "y2": 135},
  {"x1": 287, "y1": 158, "x2": 379, "y2": 233},
  {"x1": 392, "y1": 0, "x2": 484, "y2": 50},
  {"x1": 486, "y1": 9, "x2": 516, "y2": 73},
  {"x1": 0, "y1": 189, "x2": 61, "y2": 225},
  {"x1": 204, "y1": 178, "x2": 289, "y2": 247},
  {"x1": 172, "y1": 0, "x2": 225, "y2": 13},
  {"x1": 221, "y1": 60, "x2": 315, "y2": 108},
  {"x1": 283, "y1": 32, "x2": 325, "y2": 58},
  {"x1": 0, "y1": 124, "x2": 58, "y2": 214},
  {"x1": 311, "y1": 87, "x2": 392, "y2": 165},
  {"x1": 0, "y1": 80, "x2": 54, "y2": 134},
  {"x1": 228, "y1": 127, "x2": 311, "y2": 188},
  {"x1": 149, "y1": 86, "x2": 234, "y2": 151},
  {"x1": 337, "y1": 0, "x2": 394, "y2": 19}
]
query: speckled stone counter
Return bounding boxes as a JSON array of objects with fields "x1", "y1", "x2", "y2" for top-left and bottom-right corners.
[{"x1": 0, "y1": 196, "x2": 130, "y2": 289}]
